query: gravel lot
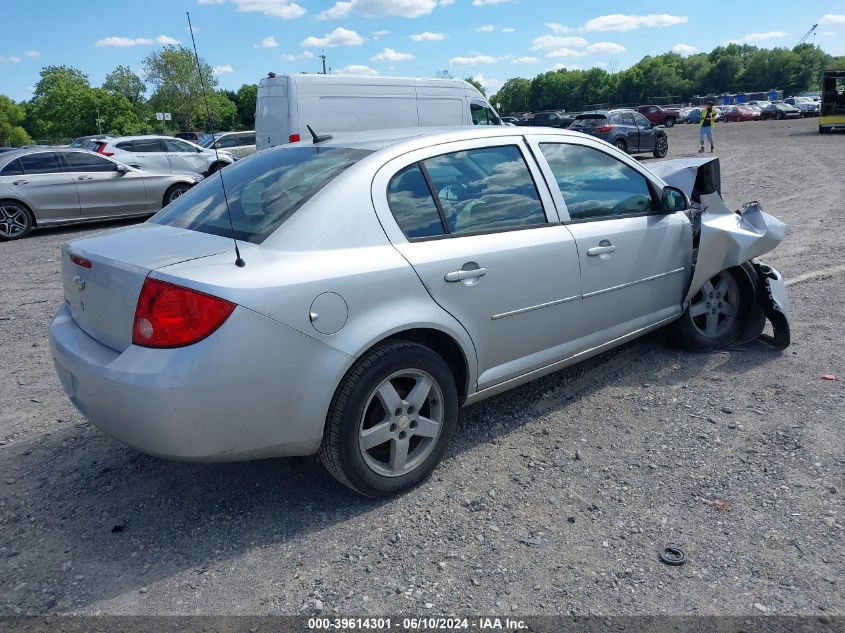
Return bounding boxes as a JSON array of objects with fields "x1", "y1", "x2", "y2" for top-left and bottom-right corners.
[{"x1": 1, "y1": 117, "x2": 843, "y2": 617}]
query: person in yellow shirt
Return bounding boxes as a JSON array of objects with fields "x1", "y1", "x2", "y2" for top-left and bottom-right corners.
[{"x1": 698, "y1": 101, "x2": 717, "y2": 153}]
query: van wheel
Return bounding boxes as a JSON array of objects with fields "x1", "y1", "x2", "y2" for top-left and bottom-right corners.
[
  {"x1": 614, "y1": 139, "x2": 628, "y2": 153},
  {"x1": 319, "y1": 341, "x2": 459, "y2": 497},
  {"x1": 674, "y1": 268, "x2": 751, "y2": 351},
  {"x1": 0, "y1": 201, "x2": 34, "y2": 241}
]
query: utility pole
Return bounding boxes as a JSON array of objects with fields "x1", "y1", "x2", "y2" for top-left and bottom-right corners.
[
  {"x1": 96, "y1": 108, "x2": 103, "y2": 134},
  {"x1": 320, "y1": 53, "x2": 327, "y2": 74}
]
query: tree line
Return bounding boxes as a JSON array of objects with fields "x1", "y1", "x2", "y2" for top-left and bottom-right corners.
[
  {"x1": 490, "y1": 43, "x2": 844, "y2": 113},
  {"x1": 0, "y1": 45, "x2": 257, "y2": 145}
]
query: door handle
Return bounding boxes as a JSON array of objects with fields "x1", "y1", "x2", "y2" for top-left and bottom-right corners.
[
  {"x1": 77, "y1": 176, "x2": 93, "y2": 181},
  {"x1": 444, "y1": 267, "x2": 487, "y2": 282},
  {"x1": 587, "y1": 244, "x2": 616, "y2": 256},
  {"x1": 12, "y1": 180, "x2": 28, "y2": 185}
]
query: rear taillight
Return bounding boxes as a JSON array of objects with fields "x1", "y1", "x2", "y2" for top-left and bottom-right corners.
[
  {"x1": 595, "y1": 124, "x2": 614, "y2": 133},
  {"x1": 69, "y1": 253, "x2": 92, "y2": 268},
  {"x1": 95, "y1": 143, "x2": 114, "y2": 157},
  {"x1": 132, "y1": 278, "x2": 236, "y2": 348},
  {"x1": 288, "y1": 134, "x2": 301, "y2": 143}
]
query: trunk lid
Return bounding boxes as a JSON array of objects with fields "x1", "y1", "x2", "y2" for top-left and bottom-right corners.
[{"x1": 61, "y1": 223, "x2": 236, "y2": 352}]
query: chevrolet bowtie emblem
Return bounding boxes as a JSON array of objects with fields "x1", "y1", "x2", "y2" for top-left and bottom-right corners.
[{"x1": 73, "y1": 275, "x2": 86, "y2": 292}]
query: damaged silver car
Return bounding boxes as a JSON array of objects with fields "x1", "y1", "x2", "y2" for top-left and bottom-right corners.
[{"x1": 49, "y1": 127, "x2": 790, "y2": 497}]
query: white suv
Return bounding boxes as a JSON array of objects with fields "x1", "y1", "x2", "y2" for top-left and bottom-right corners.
[{"x1": 93, "y1": 136, "x2": 236, "y2": 175}]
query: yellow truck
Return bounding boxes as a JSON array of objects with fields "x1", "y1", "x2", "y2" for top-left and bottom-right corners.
[{"x1": 820, "y1": 70, "x2": 845, "y2": 133}]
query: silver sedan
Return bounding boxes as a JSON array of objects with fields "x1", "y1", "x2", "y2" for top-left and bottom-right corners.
[
  {"x1": 0, "y1": 148, "x2": 203, "y2": 240},
  {"x1": 49, "y1": 127, "x2": 791, "y2": 496}
]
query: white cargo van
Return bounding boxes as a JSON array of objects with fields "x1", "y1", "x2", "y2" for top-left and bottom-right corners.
[{"x1": 255, "y1": 74, "x2": 502, "y2": 150}]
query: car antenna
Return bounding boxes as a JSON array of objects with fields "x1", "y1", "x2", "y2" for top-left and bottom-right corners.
[
  {"x1": 186, "y1": 11, "x2": 245, "y2": 268},
  {"x1": 306, "y1": 125, "x2": 333, "y2": 144}
]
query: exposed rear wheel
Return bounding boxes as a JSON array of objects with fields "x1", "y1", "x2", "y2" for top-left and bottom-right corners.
[
  {"x1": 319, "y1": 341, "x2": 459, "y2": 497},
  {"x1": 163, "y1": 183, "x2": 192, "y2": 207},
  {"x1": 674, "y1": 268, "x2": 751, "y2": 351},
  {"x1": 614, "y1": 138, "x2": 628, "y2": 153},
  {"x1": 664, "y1": 117, "x2": 675, "y2": 127},
  {"x1": 0, "y1": 201, "x2": 34, "y2": 241},
  {"x1": 653, "y1": 136, "x2": 669, "y2": 158}
]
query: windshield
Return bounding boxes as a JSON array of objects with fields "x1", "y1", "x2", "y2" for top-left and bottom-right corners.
[
  {"x1": 150, "y1": 146, "x2": 372, "y2": 243},
  {"x1": 197, "y1": 135, "x2": 217, "y2": 148}
]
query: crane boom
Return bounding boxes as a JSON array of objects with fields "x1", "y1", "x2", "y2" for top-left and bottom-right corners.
[{"x1": 796, "y1": 24, "x2": 818, "y2": 46}]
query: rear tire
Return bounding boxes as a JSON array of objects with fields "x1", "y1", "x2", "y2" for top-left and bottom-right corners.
[
  {"x1": 319, "y1": 341, "x2": 459, "y2": 497},
  {"x1": 163, "y1": 183, "x2": 192, "y2": 207},
  {"x1": 0, "y1": 201, "x2": 34, "y2": 241},
  {"x1": 614, "y1": 138, "x2": 628, "y2": 153},
  {"x1": 664, "y1": 117, "x2": 675, "y2": 127},
  {"x1": 674, "y1": 267, "x2": 752, "y2": 351},
  {"x1": 653, "y1": 136, "x2": 669, "y2": 158}
]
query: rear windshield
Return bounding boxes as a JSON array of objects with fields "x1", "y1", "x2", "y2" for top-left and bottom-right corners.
[
  {"x1": 570, "y1": 115, "x2": 607, "y2": 129},
  {"x1": 150, "y1": 146, "x2": 371, "y2": 243}
]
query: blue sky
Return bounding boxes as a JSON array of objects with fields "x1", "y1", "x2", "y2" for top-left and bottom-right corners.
[{"x1": 2, "y1": 0, "x2": 844, "y2": 101}]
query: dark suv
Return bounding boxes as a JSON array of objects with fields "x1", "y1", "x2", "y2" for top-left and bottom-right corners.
[
  {"x1": 531, "y1": 110, "x2": 576, "y2": 128},
  {"x1": 569, "y1": 109, "x2": 668, "y2": 158}
]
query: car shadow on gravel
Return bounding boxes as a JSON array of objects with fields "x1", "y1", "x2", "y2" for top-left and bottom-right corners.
[
  {"x1": 0, "y1": 333, "x2": 784, "y2": 613},
  {"x1": 29, "y1": 217, "x2": 146, "y2": 240}
]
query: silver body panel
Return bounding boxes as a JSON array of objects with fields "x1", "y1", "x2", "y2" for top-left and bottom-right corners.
[{"x1": 49, "y1": 127, "x2": 790, "y2": 461}]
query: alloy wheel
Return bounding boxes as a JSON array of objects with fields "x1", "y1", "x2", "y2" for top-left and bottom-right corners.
[
  {"x1": 0, "y1": 204, "x2": 31, "y2": 239},
  {"x1": 688, "y1": 271, "x2": 740, "y2": 339},
  {"x1": 358, "y1": 369, "x2": 444, "y2": 477}
]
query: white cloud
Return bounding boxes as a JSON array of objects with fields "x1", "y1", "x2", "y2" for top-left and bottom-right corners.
[
  {"x1": 672, "y1": 43, "x2": 697, "y2": 55},
  {"x1": 476, "y1": 24, "x2": 495, "y2": 32},
  {"x1": 24, "y1": 50, "x2": 41, "y2": 58},
  {"x1": 725, "y1": 31, "x2": 787, "y2": 43},
  {"x1": 372, "y1": 29, "x2": 390, "y2": 40},
  {"x1": 318, "y1": 0, "x2": 439, "y2": 19},
  {"x1": 512, "y1": 56, "x2": 539, "y2": 63},
  {"x1": 450, "y1": 54, "x2": 500, "y2": 66},
  {"x1": 335, "y1": 64, "x2": 380, "y2": 76},
  {"x1": 254, "y1": 36, "x2": 279, "y2": 48},
  {"x1": 472, "y1": 0, "x2": 513, "y2": 4},
  {"x1": 545, "y1": 48, "x2": 587, "y2": 58},
  {"x1": 95, "y1": 34, "x2": 179, "y2": 47},
  {"x1": 370, "y1": 47, "x2": 414, "y2": 61},
  {"x1": 410, "y1": 31, "x2": 447, "y2": 41},
  {"x1": 822, "y1": 31, "x2": 837, "y2": 36},
  {"x1": 550, "y1": 63, "x2": 580, "y2": 71},
  {"x1": 0, "y1": 55, "x2": 22, "y2": 63},
  {"x1": 282, "y1": 50, "x2": 314, "y2": 60},
  {"x1": 439, "y1": 0, "x2": 454, "y2": 6},
  {"x1": 820, "y1": 14, "x2": 845, "y2": 25},
  {"x1": 501, "y1": 27, "x2": 515, "y2": 33},
  {"x1": 301, "y1": 27, "x2": 366, "y2": 47},
  {"x1": 586, "y1": 42, "x2": 626, "y2": 54},
  {"x1": 546, "y1": 22, "x2": 573, "y2": 33},
  {"x1": 205, "y1": 0, "x2": 306, "y2": 19},
  {"x1": 583, "y1": 13, "x2": 687, "y2": 32},
  {"x1": 531, "y1": 35, "x2": 588, "y2": 49},
  {"x1": 472, "y1": 73, "x2": 502, "y2": 93},
  {"x1": 213, "y1": 64, "x2": 234, "y2": 74}
]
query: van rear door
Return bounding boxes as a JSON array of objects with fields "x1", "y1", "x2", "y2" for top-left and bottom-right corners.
[{"x1": 256, "y1": 75, "x2": 292, "y2": 150}]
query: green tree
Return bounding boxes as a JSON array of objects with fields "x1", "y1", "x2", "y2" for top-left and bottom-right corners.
[
  {"x1": 27, "y1": 65, "x2": 94, "y2": 138},
  {"x1": 103, "y1": 65, "x2": 146, "y2": 105},
  {"x1": 463, "y1": 77, "x2": 486, "y2": 96},
  {"x1": 0, "y1": 96, "x2": 31, "y2": 146},
  {"x1": 236, "y1": 83, "x2": 257, "y2": 128},
  {"x1": 143, "y1": 45, "x2": 217, "y2": 131},
  {"x1": 491, "y1": 77, "x2": 531, "y2": 113}
]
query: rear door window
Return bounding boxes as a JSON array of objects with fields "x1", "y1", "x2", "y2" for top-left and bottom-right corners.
[
  {"x1": 19, "y1": 153, "x2": 64, "y2": 174},
  {"x1": 538, "y1": 142, "x2": 656, "y2": 220},
  {"x1": 133, "y1": 139, "x2": 165, "y2": 153},
  {"x1": 151, "y1": 146, "x2": 371, "y2": 244},
  {"x1": 63, "y1": 152, "x2": 118, "y2": 172},
  {"x1": 421, "y1": 145, "x2": 546, "y2": 235}
]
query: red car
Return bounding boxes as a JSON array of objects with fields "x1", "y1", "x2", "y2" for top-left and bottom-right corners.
[{"x1": 724, "y1": 106, "x2": 761, "y2": 122}]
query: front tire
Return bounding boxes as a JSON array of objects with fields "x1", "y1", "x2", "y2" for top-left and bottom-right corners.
[
  {"x1": 664, "y1": 117, "x2": 676, "y2": 127},
  {"x1": 319, "y1": 341, "x2": 459, "y2": 497},
  {"x1": 653, "y1": 136, "x2": 668, "y2": 158},
  {"x1": 0, "y1": 201, "x2": 34, "y2": 241},
  {"x1": 674, "y1": 268, "x2": 751, "y2": 351}
]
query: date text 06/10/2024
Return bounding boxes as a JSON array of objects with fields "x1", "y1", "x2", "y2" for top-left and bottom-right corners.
[{"x1": 307, "y1": 617, "x2": 528, "y2": 630}]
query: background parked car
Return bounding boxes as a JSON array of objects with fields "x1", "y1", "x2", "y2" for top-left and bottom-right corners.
[
  {"x1": 636, "y1": 105, "x2": 682, "y2": 127},
  {"x1": 499, "y1": 116, "x2": 519, "y2": 125},
  {"x1": 174, "y1": 132, "x2": 207, "y2": 143},
  {"x1": 93, "y1": 135, "x2": 236, "y2": 175},
  {"x1": 69, "y1": 134, "x2": 114, "y2": 150},
  {"x1": 724, "y1": 106, "x2": 761, "y2": 122},
  {"x1": 198, "y1": 131, "x2": 256, "y2": 159},
  {"x1": 0, "y1": 148, "x2": 201, "y2": 240},
  {"x1": 684, "y1": 107, "x2": 724, "y2": 124},
  {"x1": 569, "y1": 109, "x2": 668, "y2": 157},
  {"x1": 530, "y1": 110, "x2": 576, "y2": 128},
  {"x1": 784, "y1": 97, "x2": 820, "y2": 117},
  {"x1": 759, "y1": 102, "x2": 802, "y2": 120}
]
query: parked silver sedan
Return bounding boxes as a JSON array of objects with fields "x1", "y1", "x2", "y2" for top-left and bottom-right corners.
[
  {"x1": 0, "y1": 148, "x2": 203, "y2": 240},
  {"x1": 49, "y1": 127, "x2": 791, "y2": 496}
]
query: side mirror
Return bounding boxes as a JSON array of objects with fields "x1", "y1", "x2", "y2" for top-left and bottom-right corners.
[
  {"x1": 115, "y1": 163, "x2": 130, "y2": 174},
  {"x1": 661, "y1": 186, "x2": 688, "y2": 212}
]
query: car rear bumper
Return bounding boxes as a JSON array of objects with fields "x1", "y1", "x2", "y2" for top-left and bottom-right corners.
[{"x1": 49, "y1": 303, "x2": 351, "y2": 461}]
